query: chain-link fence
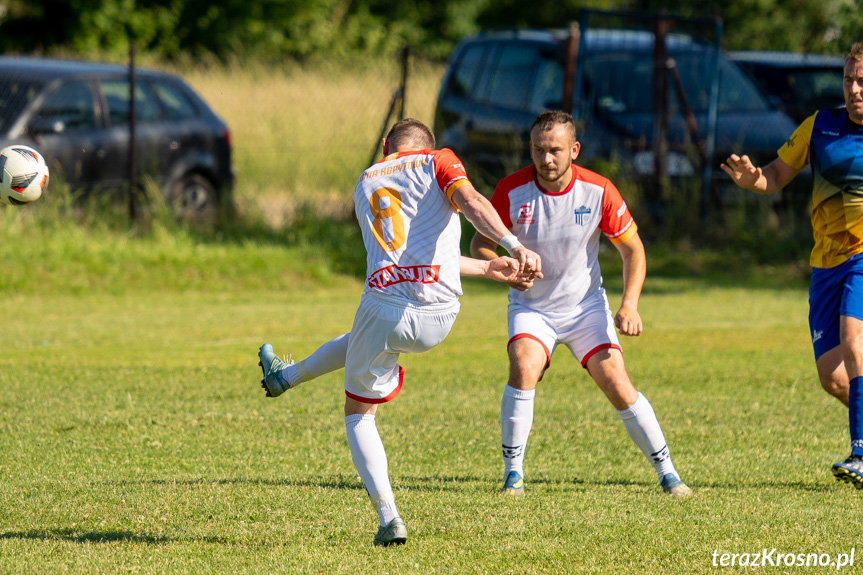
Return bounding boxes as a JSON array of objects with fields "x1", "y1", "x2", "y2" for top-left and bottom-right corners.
[
  {"x1": 0, "y1": 44, "x2": 442, "y2": 227},
  {"x1": 0, "y1": 14, "x2": 822, "y2": 249},
  {"x1": 575, "y1": 10, "x2": 812, "y2": 242},
  {"x1": 184, "y1": 49, "x2": 443, "y2": 226}
]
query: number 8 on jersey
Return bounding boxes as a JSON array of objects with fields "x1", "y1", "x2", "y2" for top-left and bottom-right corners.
[{"x1": 370, "y1": 187, "x2": 405, "y2": 252}]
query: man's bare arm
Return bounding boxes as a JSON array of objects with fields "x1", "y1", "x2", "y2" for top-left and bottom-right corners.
[{"x1": 720, "y1": 155, "x2": 800, "y2": 194}]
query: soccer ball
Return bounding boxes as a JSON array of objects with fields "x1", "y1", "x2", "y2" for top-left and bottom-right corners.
[{"x1": 0, "y1": 145, "x2": 49, "y2": 206}]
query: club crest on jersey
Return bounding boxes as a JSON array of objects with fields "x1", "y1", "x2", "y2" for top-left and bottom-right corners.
[
  {"x1": 516, "y1": 204, "x2": 535, "y2": 224},
  {"x1": 574, "y1": 205, "x2": 592, "y2": 226}
]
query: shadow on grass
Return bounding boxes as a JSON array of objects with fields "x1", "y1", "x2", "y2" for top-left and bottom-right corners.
[
  {"x1": 105, "y1": 476, "x2": 366, "y2": 491},
  {"x1": 99, "y1": 472, "x2": 840, "y2": 494},
  {"x1": 0, "y1": 528, "x2": 228, "y2": 545},
  {"x1": 101, "y1": 473, "x2": 671, "y2": 492}
]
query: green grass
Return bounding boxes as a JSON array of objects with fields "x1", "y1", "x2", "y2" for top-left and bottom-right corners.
[{"x1": 1, "y1": 203, "x2": 860, "y2": 573}]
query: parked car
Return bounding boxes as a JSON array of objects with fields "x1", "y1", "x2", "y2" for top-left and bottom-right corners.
[
  {"x1": 0, "y1": 56, "x2": 234, "y2": 221},
  {"x1": 434, "y1": 29, "x2": 797, "y2": 194},
  {"x1": 730, "y1": 51, "x2": 845, "y2": 123}
]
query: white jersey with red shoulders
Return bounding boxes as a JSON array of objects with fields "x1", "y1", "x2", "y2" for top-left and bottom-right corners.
[
  {"x1": 354, "y1": 148, "x2": 472, "y2": 304},
  {"x1": 491, "y1": 164, "x2": 637, "y2": 316}
]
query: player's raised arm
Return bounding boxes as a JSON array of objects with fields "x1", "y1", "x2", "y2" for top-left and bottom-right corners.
[
  {"x1": 452, "y1": 184, "x2": 542, "y2": 275},
  {"x1": 720, "y1": 154, "x2": 799, "y2": 194},
  {"x1": 470, "y1": 232, "x2": 539, "y2": 292}
]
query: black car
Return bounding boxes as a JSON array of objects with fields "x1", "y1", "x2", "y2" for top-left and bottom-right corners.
[
  {"x1": 434, "y1": 29, "x2": 797, "y2": 193},
  {"x1": 730, "y1": 51, "x2": 845, "y2": 124},
  {"x1": 0, "y1": 56, "x2": 234, "y2": 221}
]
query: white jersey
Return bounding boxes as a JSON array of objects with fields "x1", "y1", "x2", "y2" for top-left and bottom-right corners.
[
  {"x1": 354, "y1": 148, "x2": 471, "y2": 304},
  {"x1": 491, "y1": 164, "x2": 637, "y2": 318}
]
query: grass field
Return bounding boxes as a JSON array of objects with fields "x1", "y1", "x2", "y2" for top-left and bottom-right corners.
[{"x1": 1, "y1": 201, "x2": 861, "y2": 573}]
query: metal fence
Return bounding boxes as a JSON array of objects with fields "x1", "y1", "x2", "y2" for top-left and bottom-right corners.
[
  {"x1": 0, "y1": 13, "x2": 822, "y2": 246},
  {"x1": 0, "y1": 43, "x2": 440, "y2": 226},
  {"x1": 575, "y1": 10, "x2": 806, "y2": 235}
]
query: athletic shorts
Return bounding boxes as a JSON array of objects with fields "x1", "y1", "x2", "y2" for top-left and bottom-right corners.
[
  {"x1": 344, "y1": 290, "x2": 460, "y2": 403},
  {"x1": 507, "y1": 287, "x2": 621, "y2": 372},
  {"x1": 809, "y1": 252, "x2": 863, "y2": 359}
]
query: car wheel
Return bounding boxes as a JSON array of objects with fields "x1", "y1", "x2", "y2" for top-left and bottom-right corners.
[{"x1": 166, "y1": 173, "x2": 217, "y2": 224}]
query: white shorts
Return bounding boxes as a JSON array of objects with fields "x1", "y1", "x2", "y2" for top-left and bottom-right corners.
[
  {"x1": 507, "y1": 287, "x2": 620, "y2": 371},
  {"x1": 345, "y1": 290, "x2": 460, "y2": 403}
]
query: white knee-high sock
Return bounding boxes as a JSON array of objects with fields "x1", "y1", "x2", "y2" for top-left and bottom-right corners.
[
  {"x1": 345, "y1": 413, "x2": 399, "y2": 526},
  {"x1": 284, "y1": 334, "x2": 349, "y2": 386},
  {"x1": 616, "y1": 392, "x2": 678, "y2": 480},
  {"x1": 501, "y1": 385, "x2": 535, "y2": 478}
]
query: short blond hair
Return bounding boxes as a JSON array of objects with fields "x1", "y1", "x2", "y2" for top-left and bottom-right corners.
[
  {"x1": 385, "y1": 118, "x2": 435, "y2": 151},
  {"x1": 847, "y1": 43, "x2": 863, "y2": 62}
]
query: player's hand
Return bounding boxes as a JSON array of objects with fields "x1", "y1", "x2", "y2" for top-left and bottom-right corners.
[
  {"x1": 506, "y1": 278, "x2": 533, "y2": 291},
  {"x1": 505, "y1": 268, "x2": 543, "y2": 292},
  {"x1": 614, "y1": 304, "x2": 643, "y2": 336},
  {"x1": 510, "y1": 246, "x2": 542, "y2": 276},
  {"x1": 483, "y1": 256, "x2": 541, "y2": 284},
  {"x1": 483, "y1": 256, "x2": 518, "y2": 282},
  {"x1": 720, "y1": 154, "x2": 762, "y2": 190}
]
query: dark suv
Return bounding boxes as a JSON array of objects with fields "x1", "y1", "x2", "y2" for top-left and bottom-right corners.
[
  {"x1": 0, "y1": 57, "x2": 234, "y2": 221},
  {"x1": 730, "y1": 51, "x2": 845, "y2": 123},
  {"x1": 434, "y1": 29, "x2": 797, "y2": 193}
]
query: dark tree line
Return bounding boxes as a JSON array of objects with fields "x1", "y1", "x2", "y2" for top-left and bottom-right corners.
[{"x1": 4, "y1": 0, "x2": 861, "y2": 61}]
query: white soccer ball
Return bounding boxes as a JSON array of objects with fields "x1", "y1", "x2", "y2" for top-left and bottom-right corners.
[{"x1": 0, "y1": 145, "x2": 49, "y2": 206}]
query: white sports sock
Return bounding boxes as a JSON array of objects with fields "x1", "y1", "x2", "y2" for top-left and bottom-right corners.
[
  {"x1": 501, "y1": 385, "x2": 535, "y2": 478},
  {"x1": 616, "y1": 392, "x2": 678, "y2": 480},
  {"x1": 345, "y1": 413, "x2": 399, "y2": 527},
  {"x1": 285, "y1": 334, "x2": 349, "y2": 386}
]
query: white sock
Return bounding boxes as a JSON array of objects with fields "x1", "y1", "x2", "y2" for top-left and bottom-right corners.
[
  {"x1": 616, "y1": 392, "x2": 678, "y2": 480},
  {"x1": 284, "y1": 334, "x2": 349, "y2": 387},
  {"x1": 345, "y1": 413, "x2": 399, "y2": 527},
  {"x1": 501, "y1": 385, "x2": 535, "y2": 478}
]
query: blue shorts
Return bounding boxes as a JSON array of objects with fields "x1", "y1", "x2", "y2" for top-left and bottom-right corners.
[{"x1": 809, "y1": 253, "x2": 863, "y2": 359}]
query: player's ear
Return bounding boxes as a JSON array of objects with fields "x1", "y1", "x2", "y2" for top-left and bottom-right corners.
[
  {"x1": 571, "y1": 141, "x2": 581, "y2": 161},
  {"x1": 382, "y1": 138, "x2": 389, "y2": 157}
]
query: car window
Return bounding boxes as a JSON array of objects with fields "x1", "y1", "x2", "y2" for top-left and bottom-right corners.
[
  {"x1": 528, "y1": 57, "x2": 564, "y2": 112},
  {"x1": 482, "y1": 44, "x2": 538, "y2": 109},
  {"x1": 151, "y1": 80, "x2": 199, "y2": 119},
  {"x1": 583, "y1": 51, "x2": 771, "y2": 115},
  {"x1": 447, "y1": 43, "x2": 489, "y2": 98},
  {"x1": 715, "y1": 58, "x2": 771, "y2": 112},
  {"x1": 761, "y1": 67, "x2": 843, "y2": 111},
  {"x1": 100, "y1": 79, "x2": 162, "y2": 125},
  {"x1": 32, "y1": 80, "x2": 97, "y2": 132},
  {"x1": 0, "y1": 78, "x2": 44, "y2": 133}
]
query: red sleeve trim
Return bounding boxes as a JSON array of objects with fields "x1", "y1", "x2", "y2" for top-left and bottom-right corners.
[
  {"x1": 595, "y1": 174, "x2": 636, "y2": 241},
  {"x1": 431, "y1": 148, "x2": 472, "y2": 197}
]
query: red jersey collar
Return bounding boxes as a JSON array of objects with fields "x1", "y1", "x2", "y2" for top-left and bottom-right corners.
[{"x1": 532, "y1": 164, "x2": 577, "y2": 195}]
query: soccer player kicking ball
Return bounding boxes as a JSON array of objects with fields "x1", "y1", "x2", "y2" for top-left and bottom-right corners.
[
  {"x1": 721, "y1": 43, "x2": 863, "y2": 489},
  {"x1": 471, "y1": 110, "x2": 692, "y2": 497},
  {"x1": 258, "y1": 118, "x2": 542, "y2": 546}
]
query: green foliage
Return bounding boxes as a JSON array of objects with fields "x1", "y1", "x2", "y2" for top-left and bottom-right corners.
[{"x1": 5, "y1": 0, "x2": 857, "y2": 62}]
